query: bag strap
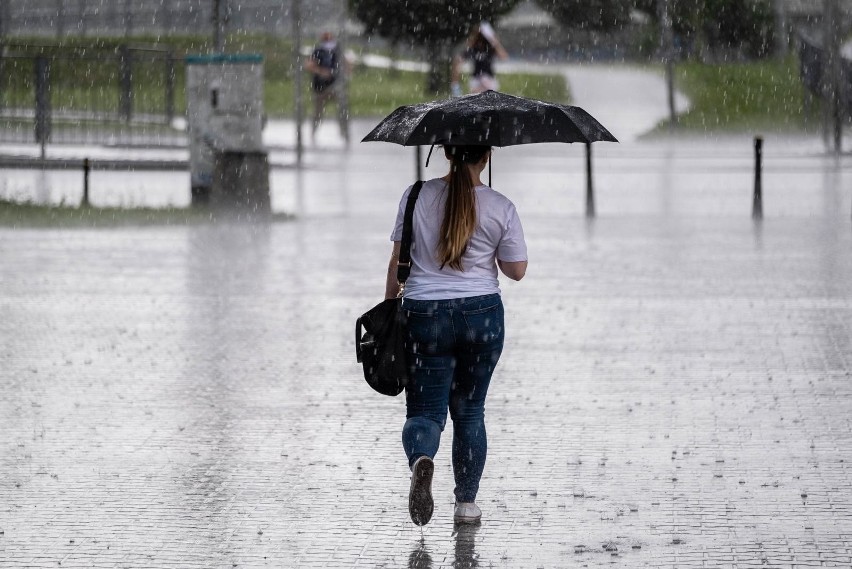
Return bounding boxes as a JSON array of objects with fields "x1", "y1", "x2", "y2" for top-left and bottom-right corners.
[
  {"x1": 396, "y1": 180, "x2": 424, "y2": 291},
  {"x1": 355, "y1": 315, "x2": 364, "y2": 363}
]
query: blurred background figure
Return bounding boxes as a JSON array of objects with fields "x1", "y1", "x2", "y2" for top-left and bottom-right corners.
[
  {"x1": 304, "y1": 31, "x2": 351, "y2": 144},
  {"x1": 451, "y1": 22, "x2": 509, "y2": 96}
]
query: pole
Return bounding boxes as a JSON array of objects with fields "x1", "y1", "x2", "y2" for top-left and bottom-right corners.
[
  {"x1": 56, "y1": 0, "x2": 65, "y2": 39},
  {"x1": 660, "y1": 0, "x2": 676, "y2": 127},
  {"x1": 78, "y1": 0, "x2": 86, "y2": 37},
  {"x1": 82, "y1": 158, "x2": 90, "y2": 207},
  {"x1": 585, "y1": 143, "x2": 595, "y2": 218},
  {"x1": 293, "y1": 0, "x2": 303, "y2": 167},
  {"x1": 823, "y1": 0, "x2": 842, "y2": 155},
  {"x1": 773, "y1": 0, "x2": 787, "y2": 57},
  {"x1": 35, "y1": 57, "x2": 51, "y2": 160},
  {"x1": 213, "y1": 0, "x2": 223, "y2": 52},
  {"x1": 119, "y1": 45, "x2": 132, "y2": 122},
  {"x1": 124, "y1": 0, "x2": 132, "y2": 38},
  {"x1": 752, "y1": 137, "x2": 763, "y2": 219},
  {"x1": 161, "y1": 0, "x2": 172, "y2": 34},
  {"x1": 165, "y1": 51, "x2": 175, "y2": 124},
  {"x1": 339, "y1": 0, "x2": 351, "y2": 145},
  {"x1": 415, "y1": 146, "x2": 422, "y2": 181}
]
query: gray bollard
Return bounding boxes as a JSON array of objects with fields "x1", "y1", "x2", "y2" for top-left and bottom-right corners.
[
  {"x1": 585, "y1": 143, "x2": 595, "y2": 218},
  {"x1": 81, "y1": 158, "x2": 90, "y2": 207},
  {"x1": 752, "y1": 136, "x2": 763, "y2": 219}
]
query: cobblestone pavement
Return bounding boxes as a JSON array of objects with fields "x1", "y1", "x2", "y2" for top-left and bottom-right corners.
[{"x1": 3, "y1": 81, "x2": 852, "y2": 567}]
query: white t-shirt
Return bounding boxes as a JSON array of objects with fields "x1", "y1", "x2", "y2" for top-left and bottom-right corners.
[{"x1": 390, "y1": 178, "x2": 527, "y2": 300}]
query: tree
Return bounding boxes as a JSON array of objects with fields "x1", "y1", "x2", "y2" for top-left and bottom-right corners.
[
  {"x1": 701, "y1": 0, "x2": 774, "y2": 58},
  {"x1": 535, "y1": 0, "x2": 634, "y2": 32},
  {"x1": 633, "y1": 0, "x2": 774, "y2": 59},
  {"x1": 349, "y1": 0, "x2": 520, "y2": 93}
]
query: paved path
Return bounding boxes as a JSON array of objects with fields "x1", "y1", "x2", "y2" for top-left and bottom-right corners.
[
  {"x1": 2, "y1": 65, "x2": 852, "y2": 568},
  {"x1": 560, "y1": 64, "x2": 690, "y2": 142}
]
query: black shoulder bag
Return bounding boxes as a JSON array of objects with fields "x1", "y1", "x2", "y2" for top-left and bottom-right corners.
[{"x1": 355, "y1": 181, "x2": 423, "y2": 396}]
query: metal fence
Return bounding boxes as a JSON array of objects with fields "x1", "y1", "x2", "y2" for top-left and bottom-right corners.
[
  {"x1": 0, "y1": 0, "x2": 346, "y2": 40},
  {"x1": 0, "y1": 42, "x2": 185, "y2": 146}
]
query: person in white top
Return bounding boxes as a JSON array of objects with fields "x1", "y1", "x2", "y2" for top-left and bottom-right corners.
[{"x1": 385, "y1": 144, "x2": 528, "y2": 526}]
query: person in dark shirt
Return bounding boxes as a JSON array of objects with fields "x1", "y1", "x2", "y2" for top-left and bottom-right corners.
[
  {"x1": 304, "y1": 31, "x2": 350, "y2": 144},
  {"x1": 451, "y1": 22, "x2": 509, "y2": 96}
]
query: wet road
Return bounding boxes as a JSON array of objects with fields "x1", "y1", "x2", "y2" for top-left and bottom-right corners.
[{"x1": 2, "y1": 67, "x2": 852, "y2": 567}]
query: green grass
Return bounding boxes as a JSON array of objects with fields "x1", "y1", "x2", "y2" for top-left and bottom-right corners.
[
  {"x1": 268, "y1": 67, "x2": 570, "y2": 118},
  {"x1": 0, "y1": 198, "x2": 292, "y2": 228},
  {"x1": 661, "y1": 55, "x2": 819, "y2": 132},
  {"x1": 2, "y1": 34, "x2": 568, "y2": 119}
]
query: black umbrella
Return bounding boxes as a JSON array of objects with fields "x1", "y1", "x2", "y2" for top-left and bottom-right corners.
[
  {"x1": 362, "y1": 90, "x2": 618, "y2": 147},
  {"x1": 362, "y1": 91, "x2": 616, "y2": 216}
]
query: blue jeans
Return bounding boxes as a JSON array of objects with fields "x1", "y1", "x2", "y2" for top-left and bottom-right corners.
[{"x1": 401, "y1": 294, "x2": 505, "y2": 503}]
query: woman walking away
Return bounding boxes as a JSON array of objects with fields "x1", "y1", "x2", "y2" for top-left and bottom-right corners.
[
  {"x1": 386, "y1": 145, "x2": 528, "y2": 525},
  {"x1": 450, "y1": 22, "x2": 508, "y2": 96}
]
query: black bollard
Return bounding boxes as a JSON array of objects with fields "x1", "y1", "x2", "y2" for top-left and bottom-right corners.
[
  {"x1": 752, "y1": 137, "x2": 763, "y2": 219},
  {"x1": 585, "y1": 143, "x2": 595, "y2": 218},
  {"x1": 82, "y1": 158, "x2": 90, "y2": 207}
]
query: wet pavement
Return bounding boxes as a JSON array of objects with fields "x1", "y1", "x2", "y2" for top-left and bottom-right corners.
[{"x1": 2, "y1": 66, "x2": 852, "y2": 567}]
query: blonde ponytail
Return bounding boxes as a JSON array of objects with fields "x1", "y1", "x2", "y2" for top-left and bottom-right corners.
[{"x1": 437, "y1": 145, "x2": 490, "y2": 271}]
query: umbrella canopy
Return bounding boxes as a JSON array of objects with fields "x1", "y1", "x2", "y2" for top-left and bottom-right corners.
[{"x1": 362, "y1": 90, "x2": 618, "y2": 147}]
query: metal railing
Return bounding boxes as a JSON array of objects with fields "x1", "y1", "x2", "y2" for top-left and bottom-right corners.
[
  {"x1": 0, "y1": 0, "x2": 343, "y2": 39},
  {"x1": 0, "y1": 42, "x2": 185, "y2": 146}
]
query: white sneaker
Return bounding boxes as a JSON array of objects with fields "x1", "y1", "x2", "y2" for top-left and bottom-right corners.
[
  {"x1": 453, "y1": 501, "x2": 482, "y2": 523},
  {"x1": 408, "y1": 456, "x2": 434, "y2": 526}
]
